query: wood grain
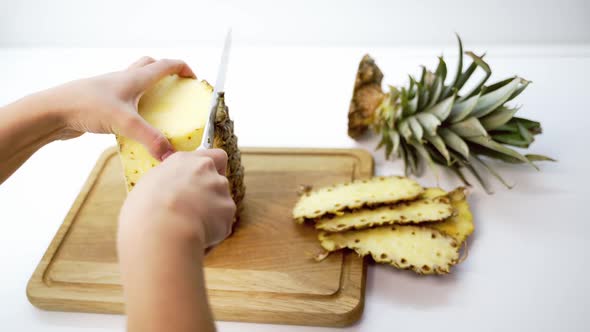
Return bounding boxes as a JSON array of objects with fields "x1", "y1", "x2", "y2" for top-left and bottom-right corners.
[{"x1": 27, "y1": 147, "x2": 373, "y2": 326}]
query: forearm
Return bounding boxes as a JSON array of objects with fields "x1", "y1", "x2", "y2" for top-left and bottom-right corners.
[
  {"x1": 119, "y1": 222, "x2": 215, "y2": 332},
  {"x1": 0, "y1": 89, "x2": 69, "y2": 183}
]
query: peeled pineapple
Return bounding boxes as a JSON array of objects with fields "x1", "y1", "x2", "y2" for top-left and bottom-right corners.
[
  {"x1": 292, "y1": 176, "x2": 423, "y2": 223},
  {"x1": 116, "y1": 75, "x2": 245, "y2": 214},
  {"x1": 318, "y1": 226, "x2": 459, "y2": 274},
  {"x1": 315, "y1": 189, "x2": 453, "y2": 232}
]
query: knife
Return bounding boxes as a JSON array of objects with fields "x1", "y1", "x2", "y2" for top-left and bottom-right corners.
[{"x1": 197, "y1": 29, "x2": 232, "y2": 151}]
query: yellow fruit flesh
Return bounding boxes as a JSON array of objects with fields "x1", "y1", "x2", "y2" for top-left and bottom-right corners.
[
  {"x1": 116, "y1": 75, "x2": 213, "y2": 190},
  {"x1": 315, "y1": 191, "x2": 453, "y2": 232},
  {"x1": 318, "y1": 225, "x2": 459, "y2": 274},
  {"x1": 429, "y1": 187, "x2": 474, "y2": 244},
  {"x1": 292, "y1": 176, "x2": 424, "y2": 222}
]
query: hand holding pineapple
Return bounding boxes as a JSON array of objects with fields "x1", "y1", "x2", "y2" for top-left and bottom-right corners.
[
  {"x1": 51, "y1": 56, "x2": 199, "y2": 161},
  {"x1": 0, "y1": 57, "x2": 198, "y2": 183}
]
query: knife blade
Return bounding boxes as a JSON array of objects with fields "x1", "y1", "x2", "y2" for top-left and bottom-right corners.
[{"x1": 198, "y1": 29, "x2": 232, "y2": 150}]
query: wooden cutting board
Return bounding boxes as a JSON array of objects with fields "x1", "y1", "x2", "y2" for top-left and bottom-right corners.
[{"x1": 27, "y1": 147, "x2": 372, "y2": 327}]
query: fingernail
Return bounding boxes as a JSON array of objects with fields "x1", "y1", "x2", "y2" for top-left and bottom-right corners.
[{"x1": 161, "y1": 150, "x2": 175, "y2": 161}]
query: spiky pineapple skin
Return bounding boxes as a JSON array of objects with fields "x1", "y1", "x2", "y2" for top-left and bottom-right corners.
[
  {"x1": 213, "y1": 94, "x2": 245, "y2": 217},
  {"x1": 318, "y1": 225, "x2": 460, "y2": 275},
  {"x1": 292, "y1": 176, "x2": 424, "y2": 223},
  {"x1": 315, "y1": 192, "x2": 454, "y2": 232}
]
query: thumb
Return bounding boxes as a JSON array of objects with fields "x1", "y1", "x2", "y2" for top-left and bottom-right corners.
[{"x1": 118, "y1": 113, "x2": 174, "y2": 161}]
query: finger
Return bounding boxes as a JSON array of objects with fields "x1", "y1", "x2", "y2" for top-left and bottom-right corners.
[
  {"x1": 127, "y1": 56, "x2": 156, "y2": 70},
  {"x1": 118, "y1": 113, "x2": 174, "y2": 161},
  {"x1": 135, "y1": 59, "x2": 196, "y2": 90},
  {"x1": 194, "y1": 149, "x2": 228, "y2": 175}
]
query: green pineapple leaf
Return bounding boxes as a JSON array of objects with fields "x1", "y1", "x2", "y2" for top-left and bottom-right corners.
[
  {"x1": 480, "y1": 106, "x2": 520, "y2": 130},
  {"x1": 391, "y1": 130, "x2": 401, "y2": 157},
  {"x1": 471, "y1": 77, "x2": 521, "y2": 118},
  {"x1": 435, "y1": 56, "x2": 447, "y2": 85},
  {"x1": 472, "y1": 154, "x2": 514, "y2": 189},
  {"x1": 398, "y1": 119, "x2": 413, "y2": 141},
  {"x1": 492, "y1": 132, "x2": 532, "y2": 148},
  {"x1": 408, "y1": 117, "x2": 423, "y2": 141},
  {"x1": 426, "y1": 94, "x2": 455, "y2": 121},
  {"x1": 461, "y1": 52, "x2": 492, "y2": 99},
  {"x1": 485, "y1": 77, "x2": 514, "y2": 93},
  {"x1": 376, "y1": 129, "x2": 390, "y2": 149},
  {"x1": 516, "y1": 121, "x2": 535, "y2": 145},
  {"x1": 416, "y1": 113, "x2": 441, "y2": 136},
  {"x1": 419, "y1": 66, "x2": 427, "y2": 86},
  {"x1": 525, "y1": 154, "x2": 556, "y2": 162},
  {"x1": 463, "y1": 160, "x2": 493, "y2": 194},
  {"x1": 440, "y1": 128, "x2": 470, "y2": 159},
  {"x1": 407, "y1": 93, "x2": 418, "y2": 115},
  {"x1": 493, "y1": 117, "x2": 542, "y2": 134},
  {"x1": 410, "y1": 140, "x2": 439, "y2": 179},
  {"x1": 426, "y1": 76, "x2": 443, "y2": 109},
  {"x1": 455, "y1": 57, "x2": 479, "y2": 92},
  {"x1": 385, "y1": 137, "x2": 394, "y2": 159},
  {"x1": 466, "y1": 135, "x2": 532, "y2": 166},
  {"x1": 508, "y1": 79, "x2": 531, "y2": 102},
  {"x1": 449, "y1": 117, "x2": 488, "y2": 138},
  {"x1": 448, "y1": 93, "x2": 481, "y2": 123},
  {"x1": 425, "y1": 133, "x2": 451, "y2": 163},
  {"x1": 443, "y1": 34, "x2": 463, "y2": 98}
]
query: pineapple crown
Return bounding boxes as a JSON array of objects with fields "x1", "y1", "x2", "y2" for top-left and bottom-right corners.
[{"x1": 360, "y1": 35, "x2": 554, "y2": 193}]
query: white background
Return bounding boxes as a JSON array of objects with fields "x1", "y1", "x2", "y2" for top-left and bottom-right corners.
[
  {"x1": 1, "y1": 0, "x2": 589, "y2": 47},
  {"x1": 1, "y1": 1, "x2": 590, "y2": 332}
]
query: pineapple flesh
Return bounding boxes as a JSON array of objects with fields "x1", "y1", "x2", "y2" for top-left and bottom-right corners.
[
  {"x1": 318, "y1": 225, "x2": 460, "y2": 274},
  {"x1": 429, "y1": 187, "x2": 474, "y2": 244},
  {"x1": 116, "y1": 75, "x2": 245, "y2": 215},
  {"x1": 315, "y1": 190, "x2": 453, "y2": 232},
  {"x1": 292, "y1": 176, "x2": 424, "y2": 223}
]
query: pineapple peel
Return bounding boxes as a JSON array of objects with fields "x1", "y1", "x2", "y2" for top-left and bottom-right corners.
[
  {"x1": 319, "y1": 225, "x2": 460, "y2": 274},
  {"x1": 315, "y1": 188, "x2": 453, "y2": 232},
  {"x1": 429, "y1": 187, "x2": 474, "y2": 244},
  {"x1": 292, "y1": 176, "x2": 423, "y2": 222}
]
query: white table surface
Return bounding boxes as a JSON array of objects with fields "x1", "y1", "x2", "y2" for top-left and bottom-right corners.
[{"x1": 0, "y1": 45, "x2": 589, "y2": 332}]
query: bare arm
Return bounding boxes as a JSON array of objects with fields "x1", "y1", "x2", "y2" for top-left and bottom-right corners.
[
  {"x1": 0, "y1": 56, "x2": 192, "y2": 184},
  {"x1": 0, "y1": 90, "x2": 69, "y2": 183},
  {"x1": 120, "y1": 220, "x2": 214, "y2": 332}
]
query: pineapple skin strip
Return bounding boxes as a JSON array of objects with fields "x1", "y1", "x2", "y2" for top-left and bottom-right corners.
[
  {"x1": 315, "y1": 195, "x2": 454, "y2": 232},
  {"x1": 315, "y1": 188, "x2": 454, "y2": 232},
  {"x1": 429, "y1": 187, "x2": 474, "y2": 244},
  {"x1": 319, "y1": 225, "x2": 459, "y2": 275},
  {"x1": 292, "y1": 176, "x2": 424, "y2": 222}
]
